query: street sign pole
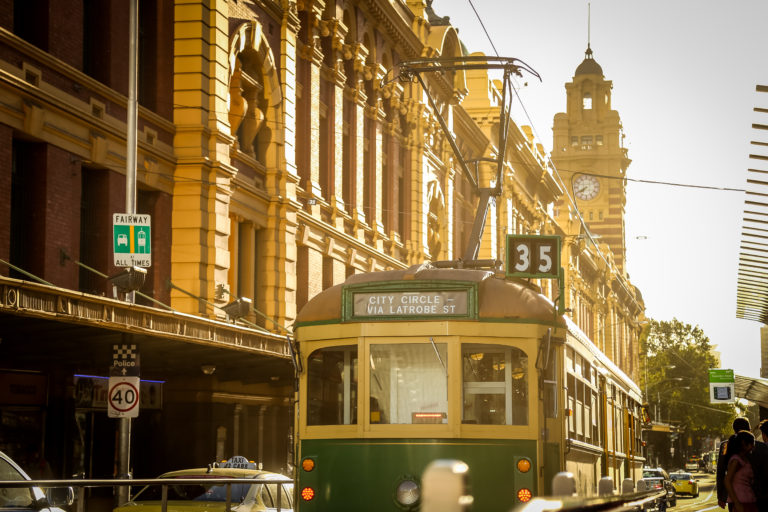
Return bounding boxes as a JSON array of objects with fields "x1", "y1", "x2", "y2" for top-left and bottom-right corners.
[{"x1": 118, "y1": 0, "x2": 139, "y2": 505}]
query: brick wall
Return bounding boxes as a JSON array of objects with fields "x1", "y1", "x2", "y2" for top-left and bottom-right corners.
[
  {"x1": 0, "y1": 0, "x2": 11, "y2": 31},
  {"x1": 79, "y1": 168, "x2": 125, "y2": 295},
  {"x1": 48, "y1": 0, "x2": 83, "y2": 69},
  {"x1": 0, "y1": 125, "x2": 11, "y2": 275},
  {"x1": 43, "y1": 145, "x2": 81, "y2": 289},
  {"x1": 138, "y1": 190, "x2": 172, "y2": 305},
  {"x1": 296, "y1": 246, "x2": 324, "y2": 313}
]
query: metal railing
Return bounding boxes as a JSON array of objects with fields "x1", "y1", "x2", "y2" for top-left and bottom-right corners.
[
  {"x1": 510, "y1": 489, "x2": 668, "y2": 512},
  {"x1": 0, "y1": 477, "x2": 294, "y2": 512}
]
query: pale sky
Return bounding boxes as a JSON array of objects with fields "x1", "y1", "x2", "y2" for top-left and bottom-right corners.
[{"x1": 437, "y1": 0, "x2": 768, "y2": 377}]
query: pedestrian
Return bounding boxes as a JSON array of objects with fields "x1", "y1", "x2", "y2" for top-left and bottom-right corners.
[
  {"x1": 725, "y1": 430, "x2": 758, "y2": 512},
  {"x1": 719, "y1": 417, "x2": 752, "y2": 509},
  {"x1": 752, "y1": 420, "x2": 768, "y2": 512}
]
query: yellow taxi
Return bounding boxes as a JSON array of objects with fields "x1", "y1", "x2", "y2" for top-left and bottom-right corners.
[
  {"x1": 669, "y1": 471, "x2": 699, "y2": 498},
  {"x1": 114, "y1": 456, "x2": 293, "y2": 512}
]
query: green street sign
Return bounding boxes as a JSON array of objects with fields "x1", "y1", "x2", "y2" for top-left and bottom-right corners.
[
  {"x1": 709, "y1": 368, "x2": 735, "y2": 404},
  {"x1": 113, "y1": 213, "x2": 151, "y2": 267},
  {"x1": 708, "y1": 369, "x2": 734, "y2": 383}
]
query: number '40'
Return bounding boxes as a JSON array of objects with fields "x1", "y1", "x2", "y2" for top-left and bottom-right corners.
[{"x1": 112, "y1": 388, "x2": 136, "y2": 405}]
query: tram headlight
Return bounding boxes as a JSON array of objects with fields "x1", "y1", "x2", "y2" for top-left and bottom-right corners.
[
  {"x1": 395, "y1": 479, "x2": 420, "y2": 506},
  {"x1": 517, "y1": 488, "x2": 532, "y2": 502},
  {"x1": 301, "y1": 457, "x2": 315, "y2": 472}
]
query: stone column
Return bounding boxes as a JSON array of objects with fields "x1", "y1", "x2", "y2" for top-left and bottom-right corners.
[
  {"x1": 297, "y1": 3, "x2": 325, "y2": 203},
  {"x1": 262, "y1": 0, "x2": 301, "y2": 327},
  {"x1": 172, "y1": 0, "x2": 236, "y2": 314},
  {"x1": 342, "y1": 44, "x2": 369, "y2": 231},
  {"x1": 320, "y1": 18, "x2": 348, "y2": 226}
]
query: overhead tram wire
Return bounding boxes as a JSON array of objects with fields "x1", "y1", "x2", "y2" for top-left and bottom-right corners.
[{"x1": 464, "y1": 0, "x2": 647, "y2": 311}]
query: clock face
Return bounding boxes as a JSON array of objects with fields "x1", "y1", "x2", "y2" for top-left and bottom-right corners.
[{"x1": 573, "y1": 174, "x2": 600, "y2": 200}]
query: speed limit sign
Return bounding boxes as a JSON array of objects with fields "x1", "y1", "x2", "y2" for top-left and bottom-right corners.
[{"x1": 108, "y1": 377, "x2": 140, "y2": 418}]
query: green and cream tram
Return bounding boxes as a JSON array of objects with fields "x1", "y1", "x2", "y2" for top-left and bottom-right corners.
[{"x1": 293, "y1": 264, "x2": 644, "y2": 511}]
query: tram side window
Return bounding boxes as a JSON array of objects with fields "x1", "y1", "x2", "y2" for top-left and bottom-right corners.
[
  {"x1": 462, "y1": 344, "x2": 528, "y2": 425},
  {"x1": 369, "y1": 343, "x2": 448, "y2": 424},
  {"x1": 307, "y1": 346, "x2": 358, "y2": 425}
]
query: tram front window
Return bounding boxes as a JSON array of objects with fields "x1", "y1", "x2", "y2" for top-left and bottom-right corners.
[
  {"x1": 462, "y1": 344, "x2": 528, "y2": 425},
  {"x1": 369, "y1": 343, "x2": 448, "y2": 424},
  {"x1": 307, "y1": 346, "x2": 358, "y2": 425}
]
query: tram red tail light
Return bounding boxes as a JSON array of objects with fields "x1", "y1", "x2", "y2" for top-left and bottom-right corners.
[
  {"x1": 517, "y1": 488, "x2": 532, "y2": 502},
  {"x1": 301, "y1": 487, "x2": 315, "y2": 501}
]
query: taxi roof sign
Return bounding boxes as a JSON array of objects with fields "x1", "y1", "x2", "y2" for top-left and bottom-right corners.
[{"x1": 221, "y1": 456, "x2": 256, "y2": 469}]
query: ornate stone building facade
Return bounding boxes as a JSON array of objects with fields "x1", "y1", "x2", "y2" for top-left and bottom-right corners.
[{"x1": 0, "y1": 0, "x2": 644, "y2": 481}]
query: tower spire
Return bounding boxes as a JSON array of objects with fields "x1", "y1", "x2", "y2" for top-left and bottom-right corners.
[{"x1": 586, "y1": 3, "x2": 592, "y2": 57}]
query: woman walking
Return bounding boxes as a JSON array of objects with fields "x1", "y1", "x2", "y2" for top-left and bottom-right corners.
[{"x1": 726, "y1": 430, "x2": 759, "y2": 512}]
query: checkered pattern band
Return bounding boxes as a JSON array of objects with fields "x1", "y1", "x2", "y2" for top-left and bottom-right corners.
[{"x1": 113, "y1": 344, "x2": 137, "y2": 361}]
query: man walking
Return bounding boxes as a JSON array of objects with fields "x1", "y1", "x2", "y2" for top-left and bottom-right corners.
[{"x1": 751, "y1": 420, "x2": 768, "y2": 512}]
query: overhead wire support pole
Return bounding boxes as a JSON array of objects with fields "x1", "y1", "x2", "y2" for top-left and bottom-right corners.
[{"x1": 395, "y1": 56, "x2": 541, "y2": 263}]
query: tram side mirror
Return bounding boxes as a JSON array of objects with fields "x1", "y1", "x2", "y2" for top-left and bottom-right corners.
[{"x1": 45, "y1": 487, "x2": 75, "y2": 507}]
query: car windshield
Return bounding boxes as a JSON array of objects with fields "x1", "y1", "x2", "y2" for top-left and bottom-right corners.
[
  {"x1": 642, "y1": 470, "x2": 663, "y2": 479},
  {"x1": 671, "y1": 473, "x2": 691, "y2": 480},
  {"x1": 0, "y1": 457, "x2": 34, "y2": 508},
  {"x1": 131, "y1": 476, "x2": 256, "y2": 503}
]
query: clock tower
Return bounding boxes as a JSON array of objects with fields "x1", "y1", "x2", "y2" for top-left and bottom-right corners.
[{"x1": 552, "y1": 45, "x2": 631, "y2": 273}]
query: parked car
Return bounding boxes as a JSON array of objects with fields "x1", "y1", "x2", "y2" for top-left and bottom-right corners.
[
  {"x1": 669, "y1": 471, "x2": 699, "y2": 498},
  {"x1": 114, "y1": 456, "x2": 293, "y2": 512},
  {"x1": 641, "y1": 467, "x2": 677, "y2": 508},
  {"x1": 0, "y1": 450, "x2": 73, "y2": 511}
]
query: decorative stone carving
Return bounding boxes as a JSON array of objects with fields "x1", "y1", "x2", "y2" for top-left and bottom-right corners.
[{"x1": 426, "y1": 171, "x2": 445, "y2": 257}]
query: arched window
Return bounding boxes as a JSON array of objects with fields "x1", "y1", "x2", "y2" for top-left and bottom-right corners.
[{"x1": 583, "y1": 92, "x2": 592, "y2": 109}]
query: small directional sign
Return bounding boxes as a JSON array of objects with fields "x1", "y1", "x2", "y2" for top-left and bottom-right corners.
[
  {"x1": 111, "y1": 344, "x2": 140, "y2": 377},
  {"x1": 108, "y1": 376, "x2": 140, "y2": 418},
  {"x1": 113, "y1": 213, "x2": 151, "y2": 267}
]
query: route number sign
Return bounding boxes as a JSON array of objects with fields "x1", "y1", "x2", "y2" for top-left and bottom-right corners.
[
  {"x1": 506, "y1": 235, "x2": 561, "y2": 279},
  {"x1": 108, "y1": 376, "x2": 140, "y2": 418}
]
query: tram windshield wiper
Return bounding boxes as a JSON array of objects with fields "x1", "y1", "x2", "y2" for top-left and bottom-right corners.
[{"x1": 429, "y1": 337, "x2": 446, "y2": 373}]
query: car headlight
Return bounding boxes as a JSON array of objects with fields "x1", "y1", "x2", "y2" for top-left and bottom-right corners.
[{"x1": 395, "y1": 479, "x2": 420, "y2": 507}]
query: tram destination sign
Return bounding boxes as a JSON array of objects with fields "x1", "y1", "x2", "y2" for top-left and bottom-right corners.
[{"x1": 351, "y1": 290, "x2": 469, "y2": 319}]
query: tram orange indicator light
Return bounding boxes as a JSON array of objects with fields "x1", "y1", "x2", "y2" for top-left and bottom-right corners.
[
  {"x1": 302, "y1": 458, "x2": 315, "y2": 472},
  {"x1": 516, "y1": 458, "x2": 531, "y2": 473},
  {"x1": 517, "y1": 488, "x2": 532, "y2": 502},
  {"x1": 301, "y1": 487, "x2": 315, "y2": 501}
]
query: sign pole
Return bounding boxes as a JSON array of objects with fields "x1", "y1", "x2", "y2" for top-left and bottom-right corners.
[{"x1": 117, "y1": 0, "x2": 139, "y2": 505}]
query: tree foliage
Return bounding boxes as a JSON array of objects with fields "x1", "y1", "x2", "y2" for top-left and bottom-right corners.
[{"x1": 640, "y1": 318, "x2": 733, "y2": 458}]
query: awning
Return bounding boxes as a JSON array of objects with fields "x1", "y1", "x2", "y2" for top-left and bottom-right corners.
[
  {"x1": 735, "y1": 373, "x2": 768, "y2": 409},
  {"x1": 736, "y1": 84, "x2": 768, "y2": 322}
]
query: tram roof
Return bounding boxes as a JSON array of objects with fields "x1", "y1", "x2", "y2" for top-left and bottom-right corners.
[{"x1": 295, "y1": 264, "x2": 566, "y2": 326}]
